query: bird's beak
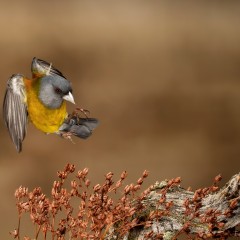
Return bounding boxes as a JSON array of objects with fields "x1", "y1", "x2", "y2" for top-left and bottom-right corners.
[{"x1": 63, "y1": 92, "x2": 75, "y2": 104}]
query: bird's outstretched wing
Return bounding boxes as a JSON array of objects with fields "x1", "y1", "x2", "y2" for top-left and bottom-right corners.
[
  {"x1": 31, "y1": 57, "x2": 66, "y2": 79},
  {"x1": 3, "y1": 74, "x2": 28, "y2": 152}
]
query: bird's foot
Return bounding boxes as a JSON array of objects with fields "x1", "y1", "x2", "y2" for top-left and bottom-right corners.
[
  {"x1": 65, "y1": 107, "x2": 90, "y2": 125},
  {"x1": 76, "y1": 107, "x2": 90, "y2": 118},
  {"x1": 72, "y1": 107, "x2": 90, "y2": 118},
  {"x1": 60, "y1": 131, "x2": 75, "y2": 144}
]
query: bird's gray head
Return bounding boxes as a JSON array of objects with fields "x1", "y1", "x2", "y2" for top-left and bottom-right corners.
[{"x1": 38, "y1": 75, "x2": 75, "y2": 109}]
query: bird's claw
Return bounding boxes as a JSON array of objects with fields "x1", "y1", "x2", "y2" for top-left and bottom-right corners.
[
  {"x1": 74, "y1": 108, "x2": 90, "y2": 118},
  {"x1": 65, "y1": 107, "x2": 90, "y2": 125},
  {"x1": 60, "y1": 131, "x2": 75, "y2": 144}
]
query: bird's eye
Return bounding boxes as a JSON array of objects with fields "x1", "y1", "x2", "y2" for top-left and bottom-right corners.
[{"x1": 55, "y1": 87, "x2": 62, "y2": 94}]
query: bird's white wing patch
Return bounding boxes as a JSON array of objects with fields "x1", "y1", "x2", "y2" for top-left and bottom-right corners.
[{"x1": 3, "y1": 74, "x2": 28, "y2": 152}]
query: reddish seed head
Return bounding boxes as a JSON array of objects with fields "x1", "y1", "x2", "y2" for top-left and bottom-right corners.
[
  {"x1": 14, "y1": 186, "x2": 28, "y2": 200},
  {"x1": 121, "y1": 171, "x2": 127, "y2": 180},
  {"x1": 184, "y1": 199, "x2": 190, "y2": 207},
  {"x1": 107, "y1": 198, "x2": 113, "y2": 206},
  {"x1": 93, "y1": 184, "x2": 101, "y2": 192},
  {"x1": 211, "y1": 186, "x2": 219, "y2": 192},
  {"x1": 198, "y1": 232, "x2": 204, "y2": 238},
  {"x1": 105, "y1": 213, "x2": 113, "y2": 224},
  {"x1": 64, "y1": 163, "x2": 75, "y2": 173},
  {"x1": 105, "y1": 172, "x2": 114, "y2": 180},
  {"x1": 115, "y1": 180, "x2": 122, "y2": 188},
  {"x1": 121, "y1": 196, "x2": 126, "y2": 203},
  {"x1": 229, "y1": 199, "x2": 238, "y2": 209},
  {"x1": 174, "y1": 177, "x2": 181, "y2": 184},
  {"x1": 77, "y1": 170, "x2": 83, "y2": 178},
  {"x1": 168, "y1": 179, "x2": 174, "y2": 186},
  {"x1": 69, "y1": 164, "x2": 75, "y2": 173},
  {"x1": 202, "y1": 188, "x2": 209, "y2": 194},
  {"x1": 129, "y1": 207, "x2": 136, "y2": 216},
  {"x1": 70, "y1": 189, "x2": 76, "y2": 196},
  {"x1": 137, "y1": 178, "x2": 144, "y2": 185},
  {"x1": 85, "y1": 179, "x2": 91, "y2": 188},
  {"x1": 124, "y1": 185, "x2": 131, "y2": 194},
  {"x1": 71, "y1": 180, "x2": 77, "y2": 188},
  {"x1": 206, "y1": 233, "x2": 213, "y2": 238},
  {"x1": 82, "y1": 168, "x2": 89, "y2": 176},
  {"x1": 214, "y1": 174, "x2": 222, "y2": 183},
  {"x1": 145, "y1": 221, "x2": 152, "y2": 228},
  {"x1": 142, "y1": 170, "x2": 149, "y2": 178},
  {"x1": 9, "y1": 229, "x2": 18, "y2": 238},
  {"x1": 165, "y1": 201, "x2": 173, "y2": 210},
  {"x1": 129, "y1": 183, "x2": 134, "y2": 192},
  {"x1": 206, "y1": 209, "x2": 214, "y2": 215},
  {"x1": 23, "y1": 236, "x2": 31, "y2": 240},
  {"x1": 57, "y1": 171, "x2": 67, "y2": 180},
  {"x1": 142, "y1": 189, "x2": 150, "y2": 196},
  {"x1": 53, "y1": 181, "x2": 60, "y2": 189},
  {"x1": 134, "y1": 185, "x2": 141, "y2": 191}
]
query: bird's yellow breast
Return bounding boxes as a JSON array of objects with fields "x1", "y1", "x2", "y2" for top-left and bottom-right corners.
[{"x1": 24, "y1": 78, "x2": 67, "y2": 133}]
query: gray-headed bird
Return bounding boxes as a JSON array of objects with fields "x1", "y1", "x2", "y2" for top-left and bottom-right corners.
[{"x1": 3, "y1": 58, "x2": 99, "y2": 152}]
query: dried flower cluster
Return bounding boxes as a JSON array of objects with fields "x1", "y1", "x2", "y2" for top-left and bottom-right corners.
[
  {"x1": 11, "y1": 164, "x2": 150, "y2": 240},
  {"x1": 11, "y1": 165, "x2": 239, "y2": 240}
]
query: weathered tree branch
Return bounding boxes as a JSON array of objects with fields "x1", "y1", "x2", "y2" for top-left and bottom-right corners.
[{"x1": 107, "y1": 173, "x2": 240, "y2": 239}]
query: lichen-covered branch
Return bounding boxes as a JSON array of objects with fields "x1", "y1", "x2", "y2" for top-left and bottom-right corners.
[{"x1": 107, "y1": 173, "x2": 240, "y2": 239}]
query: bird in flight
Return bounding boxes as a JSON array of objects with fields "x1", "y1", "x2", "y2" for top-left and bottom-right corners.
[{"x1": 3, "y1": 57, "x2": 99, "y2": 152}]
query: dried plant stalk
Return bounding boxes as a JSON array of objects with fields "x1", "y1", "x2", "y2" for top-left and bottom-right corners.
[{"x1": 11, "y1": 164, "x2": 239, "y2": 240}]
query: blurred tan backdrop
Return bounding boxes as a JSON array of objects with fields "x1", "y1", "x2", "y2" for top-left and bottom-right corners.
[{"x1": 0, "y1": 1, "x2": 240, "y2": 239}]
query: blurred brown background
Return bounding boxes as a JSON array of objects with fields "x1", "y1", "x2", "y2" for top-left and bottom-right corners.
[{"x1": 0, "y1": 1, "x2": 240, "y2": 239}]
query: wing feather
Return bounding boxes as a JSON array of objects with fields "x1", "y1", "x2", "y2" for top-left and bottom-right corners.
[
  {"x1": 31, "y1": 57, "x2": 66, "y2": 79},
  {"x1": 3, "y1": 74, "x2": 28, "y2": 152}
]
